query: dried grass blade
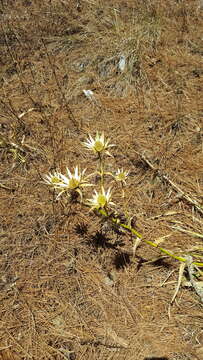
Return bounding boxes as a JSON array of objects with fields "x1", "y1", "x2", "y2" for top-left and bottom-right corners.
[
  {"x1": 171, "y1": 262, "x2": 186, "y2": 304},
  {"x1": 171, "y1": 225, "x2": 203, "y2": 239}
]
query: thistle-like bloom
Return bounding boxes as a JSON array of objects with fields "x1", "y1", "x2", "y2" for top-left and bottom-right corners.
[
  {"x1": 59, "y1": 166, "x2": 90, "y2": 190},
  {"x1": 87, "y1": 186, "x2": 115, "y2": 211},
  {"x1": 114, "y1": 168, "x2": 129, "y2": 185},
  {"x1": 44, "y1": 171, "x2": 64, "y2": 188},
  {"x1": 44, "y1": 166, "x2": 92, "y2": 199},
  {"x1": 83, "y1": 132, "x2": 114, "y2": 156}
]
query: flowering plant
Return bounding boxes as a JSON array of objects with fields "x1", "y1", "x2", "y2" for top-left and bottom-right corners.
[{"x1": 44, "y1": 130, "x2": 203, "y2": 293}]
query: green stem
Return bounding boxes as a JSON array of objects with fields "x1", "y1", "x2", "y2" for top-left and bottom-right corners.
[
  {"x1": 98, "y1": 153, "x2": 104, "y2": 187},
  {"x1": 97, "y1": 208, "x2": 203, "y2": 267}
]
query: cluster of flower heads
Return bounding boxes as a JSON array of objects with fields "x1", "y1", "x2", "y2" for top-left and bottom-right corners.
[{"x1": 44, "y1": 132, "x2": 129, "y2": 210}]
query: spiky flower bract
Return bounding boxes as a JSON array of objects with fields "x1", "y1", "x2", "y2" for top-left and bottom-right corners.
[
  {"x1": 87, "y1": 186, "x2": 115, "y2": 211},
  {"x1": 83, "y1": 131, "x2": 114, "y2": 156}
]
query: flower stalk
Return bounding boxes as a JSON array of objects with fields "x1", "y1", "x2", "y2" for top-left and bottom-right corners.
[
  {"x1": 98, "y1": 152, "x2": 104, "y2": 187},
  {"x1": 97, "y1": 208, "x2": 203, "y2": 267}
]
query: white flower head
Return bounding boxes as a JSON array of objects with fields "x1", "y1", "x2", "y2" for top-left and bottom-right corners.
[
  {"x1": 87, "y1": 186, "x2": 115, "y2": 211},
  {"x1": 83, "y1": 131, "x2": 115, "y2": 156},
  {"x1": 44, "y1": 166, "x2": 92, "y2": 200},
  {"x1": 44, "y1": 171, "x2": 64, "y2": 188},
  {"x1": 60, "y1": 166, "x2": 92, "y2": 189},
  {"x1": 114, "y1": 168, "x2": 129, "y2": 184},
  {"x1": 66, "y1": 166, "x2": 87, "y2": 189}
]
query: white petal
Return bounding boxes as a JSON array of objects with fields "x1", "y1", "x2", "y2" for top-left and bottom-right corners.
[
  {"x1": 100, "y1": 132, "x2": 104, "y2": 144},
  {"x1": 74, "y1": 166, "x2": 79, "y2": 179},
  {"x1": 60, "y1": 174, "x2": 69, "y2": 184},
  {"x1": 66, "y1": 167, "x2": 72, "y2": 178}
]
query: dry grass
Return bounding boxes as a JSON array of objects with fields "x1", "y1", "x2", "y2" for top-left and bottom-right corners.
[{"x1": 0, "y1": 1, "x2": 203, "y2": 359}]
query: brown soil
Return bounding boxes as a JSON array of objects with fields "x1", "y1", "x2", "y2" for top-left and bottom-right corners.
[{"x1": 0, "y1": 1, "x2": 203, "y2": 359}]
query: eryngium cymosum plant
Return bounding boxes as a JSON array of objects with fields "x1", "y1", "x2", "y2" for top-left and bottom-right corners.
[{"x1": 44, "y1": 132, "x2": 203, "y2": 272}]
